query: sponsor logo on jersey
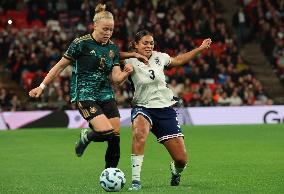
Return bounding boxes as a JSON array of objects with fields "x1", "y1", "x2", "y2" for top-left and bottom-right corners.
[
  {"x1": 90, "y1": 50, "x2": 96, "y2": 55},
  {"x1": 99, "y1": 58, "x2": 106, "y2": 70}
]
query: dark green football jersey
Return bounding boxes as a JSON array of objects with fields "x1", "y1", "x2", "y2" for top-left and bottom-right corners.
[{"x1": 63, "y1": 34, "x2": 120, "y2": 102}]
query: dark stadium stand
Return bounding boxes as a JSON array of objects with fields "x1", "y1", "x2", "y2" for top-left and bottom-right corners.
[
  {"x1": 0, "y1": 0, "x2": 280, "y2": 111},
  {"x1": 238, "y1": 0, "x2": 284, "y2": 82}
]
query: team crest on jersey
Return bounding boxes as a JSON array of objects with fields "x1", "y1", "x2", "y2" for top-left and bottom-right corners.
[
  {"x1": 154, "y1": 57, "x2": 161, "y2": 66},
  {"x1": 90, "y1": 107, "x2": 97, "y2": 113},
  {"x1": 109, "y1": 50, "x2": 115, "y2": 58},
  {"x1": 99, "y1": 58, "x2": 106, "y2": 70}
]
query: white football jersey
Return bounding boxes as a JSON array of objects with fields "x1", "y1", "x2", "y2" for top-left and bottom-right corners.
[{"x1": 125, "y1": 51, "x2": 177, "y2": 108}]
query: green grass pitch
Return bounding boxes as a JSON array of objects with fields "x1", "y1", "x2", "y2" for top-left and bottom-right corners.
[{"x1": 0, "y1": 124, "x2": 284, "y2": 194}]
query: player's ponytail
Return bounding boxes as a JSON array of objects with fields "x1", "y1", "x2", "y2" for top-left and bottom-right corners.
[
  {"x1": 128, "y1": 41, "x2": 136, "y2": 51},
  {"x1": 93, "y1": 3, "x2": 113, "y2": 23},
  {"x1": 95, "y1": 3, "x2": 106, "y2": 13}
]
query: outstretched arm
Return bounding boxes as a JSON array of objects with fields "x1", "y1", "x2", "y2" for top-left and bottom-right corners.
[
  {"x1": 169, "y1": 38, "x2": 212, "y2": 67},
  {"x1": 29, "y1": 57, "x2": 71, "y2": 98}
]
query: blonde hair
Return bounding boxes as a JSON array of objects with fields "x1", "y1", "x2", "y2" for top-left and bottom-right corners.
[{"x1": 93, "y1": 3, "x2": 113, "y2": 23}]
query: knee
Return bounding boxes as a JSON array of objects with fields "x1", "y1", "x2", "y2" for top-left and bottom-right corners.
[{"x1": 133, "y1": 129, "x2": 147, "y2": 144}]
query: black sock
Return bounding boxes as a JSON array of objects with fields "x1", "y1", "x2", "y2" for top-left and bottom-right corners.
[
  {"x1": 87, "y1": 129, "x2": 114, "y2": 142},
  {"x1": 105, "y1": 134, "x2": 120, "y2": 168}
]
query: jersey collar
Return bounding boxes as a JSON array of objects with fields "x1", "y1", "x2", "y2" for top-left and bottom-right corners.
[{"x1": 90, "y1": 33, "x2": 109, "y2": 46}]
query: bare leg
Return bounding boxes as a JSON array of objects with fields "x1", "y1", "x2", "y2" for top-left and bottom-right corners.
[
  {"x1": 129, "y1": 115, "x2": 151, "y2": 190},
  {"x1": 163, "y1": 137, "x2": 188, "y2": 186},
  {"x1": 132, "y1": 115, "x2": 151, "y2": 154},
  {"x1": 163, "y1": 137, "x2": 188, "y2": 167}
]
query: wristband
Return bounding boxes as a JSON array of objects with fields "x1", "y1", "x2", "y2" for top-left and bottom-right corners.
[{"x1": 39, "y1": 83, "x2": 46, "y2": 90}]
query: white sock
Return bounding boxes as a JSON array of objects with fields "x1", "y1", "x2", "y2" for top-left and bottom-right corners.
[
  {"x1": 81, "y1": 129, "x2": 90, "y2": 144},
  {"x1": 171, "y1": 161, "x2": 187, "y2": 175},
  {"x1": 131, "y1": 154, "x2": 144, "y2": 182},
  {"x1": 82, "y1": 134, "x2": 89, "y2": 143}
]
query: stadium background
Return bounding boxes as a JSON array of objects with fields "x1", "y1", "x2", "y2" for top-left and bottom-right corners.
[
  {"x1": 1, "y1": 0, "x2": 284, "y2": 111},
  {"x1": 0, "y1": 0, "x2": 284, "y2": 193}
]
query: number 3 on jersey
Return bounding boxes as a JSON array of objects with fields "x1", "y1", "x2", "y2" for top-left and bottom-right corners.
[{"x1": 149, "y1": 70, "x2": 155, "y2": 80}]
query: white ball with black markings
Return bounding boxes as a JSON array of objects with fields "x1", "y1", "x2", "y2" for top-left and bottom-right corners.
[{"x1": 99, "y1": 168, "x2": 126, "y2": 192}]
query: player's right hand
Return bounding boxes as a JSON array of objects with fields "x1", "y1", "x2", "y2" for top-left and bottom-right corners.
[
  {"x1": 29, "y1": 87, "x2": 43, "y2": 98},
  {"x1": 200, "y1": 38, "x2": 212, "y2": 50},
  {"x1": 124, "y1": 63, "x2": 133, "y2": 74}
]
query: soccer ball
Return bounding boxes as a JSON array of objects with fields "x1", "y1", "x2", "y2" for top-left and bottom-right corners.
[{"x1": 99, "y1": 168, "x2": 126, "y2": 192}]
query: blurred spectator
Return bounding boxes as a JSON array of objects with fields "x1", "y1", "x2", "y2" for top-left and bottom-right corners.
[
  {"x1": 201, "y1": 83, "x2": 213, "y2": 103},
  {"x1": 229, "y1": 88, "x2": 243, "y2": 106},
  {"x1": 232, "y1": 7, "x2": 250, "y2": 47},
  {"x1": 10, "y1": 94, "x2": 21, "y2": 111},
  {"x1": 168, "y1": 78, "x2": 184, "y2": 97},
  {"x1": 0, "y1": 88, "x2": 9, "y2": 109},
  {"x1": 218, "y1": 91, "x2": 231, "y2": 106},
  {"x1": 243, "y1": 0, "x2": 284, "y2": 85}
]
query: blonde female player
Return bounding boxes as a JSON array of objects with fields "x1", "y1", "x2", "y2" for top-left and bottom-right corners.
[{"x1": 29, "y1": 4, "x2": 146, "y2": 169}]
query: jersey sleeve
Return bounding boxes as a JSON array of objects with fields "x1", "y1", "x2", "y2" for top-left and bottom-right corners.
[
  {"x1": 124, "y1": 59, "x2": 130, "y2": 65},
  {"x1": 124, "y1": 58, "x2": 139, "y2": 73},
  {"x1": 63, "y1": 39, "x2": 81, "y2": 61},
  {"x1": 161, "y1": 52, "x2": 171, "y2": 67},
  {"x1": 124, "y1": 58, "x2": 138, "y2": 69}
]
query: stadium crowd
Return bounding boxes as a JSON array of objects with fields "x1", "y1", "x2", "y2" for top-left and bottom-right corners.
[
  {"x1": 0, "y1": 0, "x2": 274, "y2": 111},
  {"x1": 241, "y1": 0, "x2": 284, "y2": 85}
]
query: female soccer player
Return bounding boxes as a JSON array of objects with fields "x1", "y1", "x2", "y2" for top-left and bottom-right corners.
[
  {"x1": 125, "y1": 30, "x2": 212, "y2": 190},
  {"x1": 29, "y1": 4, "x2": 146, "y2": 169}
]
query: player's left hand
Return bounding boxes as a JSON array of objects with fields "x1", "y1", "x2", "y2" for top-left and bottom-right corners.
[
  {"x1": 124, "y1": 63, "x2": 133, "y2": 74},
  {"x1": 200, "y1": 38, "x2": 212, "y2": 50}
]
